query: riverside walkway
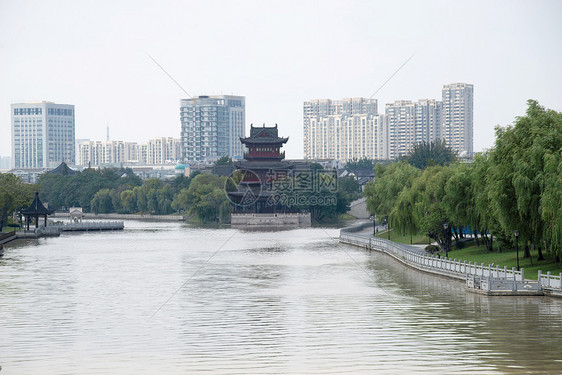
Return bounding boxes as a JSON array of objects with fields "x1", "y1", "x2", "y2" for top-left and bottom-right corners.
[{"x1": 340, "y1": 222, "x2": 562, "y2": 297}]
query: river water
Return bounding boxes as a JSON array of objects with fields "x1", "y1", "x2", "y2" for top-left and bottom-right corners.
[{"x1": 1, "y1": 221, "x2": 561, "y2": 374}]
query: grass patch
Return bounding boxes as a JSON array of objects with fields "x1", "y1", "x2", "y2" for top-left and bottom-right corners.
[
  {"x1": 337, "y1": 213, "x2": 357, "y2": 220},
  {"x1": 375, "y1": 229, "x2": 431, "y2": 245},
  {"x1": 446, "y1": 241, "x2": 562, "y2": 280}
]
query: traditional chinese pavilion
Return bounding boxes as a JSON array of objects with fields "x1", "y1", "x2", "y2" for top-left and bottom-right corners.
[
  {"x1": 21, "y1": 192, "x2": 54, "y2": 230},
  {"x1": 228, "y1": 124, "x2": 310, "y2": 226}
]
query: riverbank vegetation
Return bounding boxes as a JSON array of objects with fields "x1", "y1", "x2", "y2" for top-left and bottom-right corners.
[
  {"x1": 1, "y1": 161, "x2": 362, "y2": 225},
  {"x1": 365, "y1": 100, "x2": 562, "y2": 265},
  {"x1": 0, "y1": 174, "x2": 34, "y2": 232}
]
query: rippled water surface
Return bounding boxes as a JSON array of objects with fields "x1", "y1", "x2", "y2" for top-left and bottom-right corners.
[{"x1": 1, "y1": 221, "x2": 562, "y2": 374}]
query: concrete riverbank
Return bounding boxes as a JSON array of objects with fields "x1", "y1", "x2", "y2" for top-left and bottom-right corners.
[{"x1": 340, "y1": 223, "x2": 562, "y2": 297}]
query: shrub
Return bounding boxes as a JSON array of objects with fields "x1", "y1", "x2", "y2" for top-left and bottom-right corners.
[{"x1": 425, "y1": 245, "x2": 440, "y2": 254}]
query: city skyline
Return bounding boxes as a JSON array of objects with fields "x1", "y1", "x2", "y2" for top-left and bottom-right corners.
[{"x1": 1, "y1": 1, "x2": 561, "y2": 160}]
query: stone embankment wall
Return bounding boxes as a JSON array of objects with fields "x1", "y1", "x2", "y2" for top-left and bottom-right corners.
[
  {"x1": 231, "y1": 213, "x2": 311, "y2": 227},
  {"x1": 339, "y1": 228, "x2": 561, "y2": 297},
  {"x1": 52, "y1": 212, "x2": 184, "y2": 221}
]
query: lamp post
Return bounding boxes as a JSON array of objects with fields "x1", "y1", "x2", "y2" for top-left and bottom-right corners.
[
  {"x1": 387, "y1": 216, "x2": 390, "y2": 240},
  {"x1": 443, "y1": 223, "x2": 449, "y2": 258},
  {"x1": 514, "y1": 230, "x2": 520, "y2": 271}
]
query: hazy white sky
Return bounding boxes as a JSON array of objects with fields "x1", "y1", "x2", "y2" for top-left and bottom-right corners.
[{"x1": 1, "y1": 0, "x2": 561, "y2": 159}]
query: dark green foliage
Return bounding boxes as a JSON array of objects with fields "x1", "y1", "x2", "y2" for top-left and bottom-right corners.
[
  {"x1": 172, "y1": 174, "x2": 229, "y2": 223},
  {"x1": 0, "y1": 174, "x2": 35, "y2": 231},
  {"x1": 215, "y1": 156, "x2": 233, "y2": 165},
  {"x1": 38, "y1": 168, "x2": 142, "y2": 211},
  {"x1": 425, "y1": 245, "x2": 440, "y2": 254},
  {"x1": 345, "y1": 157, "x2": 374, "y2": 171},
  {"x1": 404, "y1": 139, "x2": 458, "y2": 170},
  {"x1": 338, "y1": 176, "x2": 362, "y2": 202}
]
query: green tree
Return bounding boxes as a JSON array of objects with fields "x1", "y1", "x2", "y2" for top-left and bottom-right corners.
[
  {"x1": 215, "y1": 156, "x2": 233, "y2": 165},
  {"x1": 120, "y1": 190, "x2": 137, "y2": 213},
  {"x1": 488, "y1": 100, "x2": 562, "y2": 261},
  {"x1": 90, "y1": 189, "x2": 114, "y2": 214},
  {"x1": 174, "y1": 174, "x2": 229, "y2": 223},
  {"x1": 364, "y1": 161, "x2": 420, "y2": 222},
  {"x1": 338, "y1": 176, "x2": 362, "y2": 202},
  {"x1": 404, "y1": 139, "x2": 458, "y2": 170},
  {"x1": 0, "y1": 174, "x2": 35, "y2": 231},
  {"x1": 345, "y1": 157, "x2": 374, "y2": 171},
  {"x1": 392, "y1": 165, "x2": 453, "y2": 251}
]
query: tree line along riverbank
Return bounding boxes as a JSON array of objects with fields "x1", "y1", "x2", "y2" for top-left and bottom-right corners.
[
  {"x1": 1, "y1": 160, "x2": 364, "y2": 230},
  {"x1": 365, "y1": 100, "x2": 562, "y2": 274}
]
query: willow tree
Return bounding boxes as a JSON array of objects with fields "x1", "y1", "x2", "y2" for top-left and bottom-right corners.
[
  {"x1": 541, "y1": 151, "x2": 562, "y2": 260},
  {"x1": 404, "y1": 139, "x2": 458, "y2": 170},
  {"x1": 364, "y1": 161, "x2": 420, "y2": 223},
  {"x1": 488, "y1": 100, "x2": 562, "y2": 261},
  {"x1": 391, "y1": 165, "x2": 454, "y2": 251}
]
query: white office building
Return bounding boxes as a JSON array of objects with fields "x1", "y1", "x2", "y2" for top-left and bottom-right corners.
[
  {"x1": 11, "y1": 101, "x2": 75, "y2": 169},
  {"x1": 303, "y1": 98, "x2": 385, "y2": 161},
  {"x1": 442, "y1": 83, "x2": 474, "y2": 158},
  {"x1": 180, "y1": 95, "x2": 245, "y2": 162}
]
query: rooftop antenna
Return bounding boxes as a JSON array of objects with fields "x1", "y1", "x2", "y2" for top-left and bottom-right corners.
[
  {"x1": 369, "y1": 52, "x2": 416, "y2": 99},
  {"x1": 106, "y1": 123, "x2": 110, "y2": 141},
  {"x1": 146, "y1": 52, "x2": 194, "y2": 101}
]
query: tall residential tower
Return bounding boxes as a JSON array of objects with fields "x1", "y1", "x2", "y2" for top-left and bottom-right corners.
[
  {"x1": 11, "y1": 101, "x2": 75, "y2": 169},
  {"x1": 385, "y1": 99, "x2": 442, "y2": 159},
  {"x1": 303, "y1": 98, "x2": 387, "y2": 161},
  {"x1": 180, "y1": 95, "x2": 245, "y2": 162},
  {"x1": 442, "y1": 83, "x2": 474, "y2": 158}
]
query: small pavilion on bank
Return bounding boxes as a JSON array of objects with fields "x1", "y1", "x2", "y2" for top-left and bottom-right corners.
[{"x1": 21, "y1": 192, "x2": 53, "y2": 230}]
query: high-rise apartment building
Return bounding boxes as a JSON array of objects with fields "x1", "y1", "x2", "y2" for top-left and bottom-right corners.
[
  {"x1": 304, "y1": 84, "x2": 473, "y2": 162},
  {"x1": 11, "y1": 101, "x2": 75, "y2": 169},
  {"x1": 180, "y1": 95, "x2": 245, "y2": 162},
  {"x1": 77, "y1": 138, "x2": 181, "y2": 166},
  {"x1": 385, "y1": 99, "x2": 442, "y2": 159},
  {"x1": 146, "y1": 137, "x2": 182, "y2": 165},
  {"x1": 442, "y1": 83, "x2": 474, "y2": 157},
  {"x1": 303, "y1": 98, "x2": 386, "y2": 160}
]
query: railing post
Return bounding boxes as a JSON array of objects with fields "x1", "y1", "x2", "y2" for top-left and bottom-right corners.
[
  {"x1": 547, "y1": 271, "x2": 551, "y2": 288},
  {"x1": 512, "y1": 271, "x2": 517, "y2": 291},
  {"x1": 521, "y1": 268, "x2": 525, "y2": 281}
]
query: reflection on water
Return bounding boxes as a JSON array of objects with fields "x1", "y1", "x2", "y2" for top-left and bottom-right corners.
[{"x1": 1, "y1": 221, "x2": 561, "y2": 374}]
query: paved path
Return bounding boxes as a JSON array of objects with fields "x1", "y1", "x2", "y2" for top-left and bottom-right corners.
[{"x1": 356, "y1": 225, "x2": 428, "y2": 256}]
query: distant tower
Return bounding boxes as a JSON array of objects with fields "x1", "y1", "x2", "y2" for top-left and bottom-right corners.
[{"x1": 106, "y1": 125, "x2": 110, "y2": 141}]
